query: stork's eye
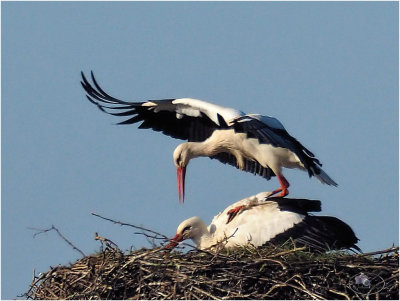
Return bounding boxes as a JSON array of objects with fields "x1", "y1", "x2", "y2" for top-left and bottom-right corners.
[
  {"x1": 182, "y1": 226, "x2": 192, "y2": 233},
  {"x1": 176, "y1": 153, "x2": 182, "y2": 165}
]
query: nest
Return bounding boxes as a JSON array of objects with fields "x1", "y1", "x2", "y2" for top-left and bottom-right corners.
[{"x1": 25, "y1": 242, "x2": 398, "y2": 300}]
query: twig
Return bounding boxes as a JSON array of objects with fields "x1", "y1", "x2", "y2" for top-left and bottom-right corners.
[
  {"x1": 192, "y1": 285, "x2": 222, "y2": 300},
  {"x1": 94, "y1": 232, "x2": 120, "y2": 250},
  {"x1": 268, "y1": 246, "x2": 307, "y2": 258},
  {"x1": 91, "y1": 212, "x2": 169, "y2": 240},
  {"x1": 293, "y1": 277, "x2": 325, "y2": 300},
  {"x1": 28, "y1": 225, "x2": 86, "y2": 257},
  {"x1": 356, "y1": 246, "x2": 399, "y2": 257}
]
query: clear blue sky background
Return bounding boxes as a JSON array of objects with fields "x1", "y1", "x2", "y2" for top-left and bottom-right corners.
[{"x1": 2, "y1": 1, "x2": 398, "y2": 299}]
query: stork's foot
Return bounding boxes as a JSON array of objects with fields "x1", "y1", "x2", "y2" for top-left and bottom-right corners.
[
  {"x1": 267, "y1": 188, "x2": 289, "y2": 198},
  {"x1": 268, "y1": 174, "x2": 290, "y2": 198},
  {"x1": 226, "y1": 205, "x2": 245, "y2": 224}
]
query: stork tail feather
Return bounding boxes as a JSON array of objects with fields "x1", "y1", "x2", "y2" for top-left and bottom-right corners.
[{"x1": 312, "y1": 167, "x2": 338, "y2": 186}]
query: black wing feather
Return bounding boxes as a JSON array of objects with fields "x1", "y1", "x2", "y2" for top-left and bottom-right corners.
[
  {"x1": 268, "y1": 215, "x2": 360, "y2": 252},
  {"x1": 81, "y1": 71, "x2": 225, "y2": 142},
  {"x1": 267, "y1": 197, "x2": 322, "y2": 214},
  {"x1": 210, "y1": 152, "x2": 276, "y2": 180}
]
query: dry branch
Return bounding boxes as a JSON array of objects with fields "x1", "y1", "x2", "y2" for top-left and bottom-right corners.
[{"x1": 28, "y1": 225, "x2": 86, "y2": 257}]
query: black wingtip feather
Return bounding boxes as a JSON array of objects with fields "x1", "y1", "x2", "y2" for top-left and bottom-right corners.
[
  {"x1": 80, "y1": 71, "x2": 222, "y2": 141},
  {"x1": 90, "y1": 71, "x2": 110, "y2": 99},
  {"x1": 110, "y1": 109, "x2": 139, "y2": 117},
  {"x1": 85, "y1": 96, "x2": 107, "y2": 113},
  {"x1": 117, "y1": 115, "x2": 144, "y2": 125}
]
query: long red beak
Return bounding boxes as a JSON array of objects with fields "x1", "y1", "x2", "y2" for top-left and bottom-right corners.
[
  {"x1": 165, "y1": 233, "x2": 183, "y2": 250},
  {"x1": 177, "y1": 166, "x2": 186, "y2": 203}
]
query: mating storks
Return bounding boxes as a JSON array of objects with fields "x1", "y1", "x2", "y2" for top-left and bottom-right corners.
[
  {"x1": 81, "y1": 72, "x2": 337, "y2": 202},
  {"x1": 166, "y1": 192, "x2": 359, "y2": 252}
]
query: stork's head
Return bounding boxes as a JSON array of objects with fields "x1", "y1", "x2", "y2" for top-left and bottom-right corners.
[
  {"x1": 165, "y1": 216, "x2": 207, "y2": 250},
  {"x1": 173, "y1": 143, "x2": 192, "y2": 203}
]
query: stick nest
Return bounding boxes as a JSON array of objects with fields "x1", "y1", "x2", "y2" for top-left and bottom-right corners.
[{"x1": 25, "y1": 243, "x2": 398, "y2": 300}]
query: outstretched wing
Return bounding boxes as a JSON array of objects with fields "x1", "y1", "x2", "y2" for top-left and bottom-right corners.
[{"x1": 81, "y1": 71, "x2": 243, "y2": 142}]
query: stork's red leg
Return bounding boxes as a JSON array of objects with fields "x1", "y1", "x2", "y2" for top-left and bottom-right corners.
[
  {"x1": 269, "y1": 174, "x2": 290, "y2": 198},
  {"x1": 226, "y1": 205, "x2": 244, "y2": 224},
  {"x1": 227, "y1": 175, "x2": 290, "y2": 223}
]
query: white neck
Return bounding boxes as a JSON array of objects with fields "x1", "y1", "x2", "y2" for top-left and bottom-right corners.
[
  {"x1": 190, "y1": 222, "x2": 215, "y2": 250},
  {"x1": 185, "y1": 141, "x2": 221, "y2": 159}
]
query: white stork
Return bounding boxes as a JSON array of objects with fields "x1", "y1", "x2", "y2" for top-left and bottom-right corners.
[
  {"x1": 81, "y1": 72, "x2": 337, "y2": 203},
  {"x1": 166, "y1": 192, "x2": 360, "y2": 252}
]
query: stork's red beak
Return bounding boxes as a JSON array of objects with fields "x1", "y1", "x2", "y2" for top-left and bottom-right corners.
[
  {"x1": 165, "y1": 233, "x2": 183, "y2": 250},
  {"x1": 177, "y1": 166, "x2": 186, "y2": 203}
]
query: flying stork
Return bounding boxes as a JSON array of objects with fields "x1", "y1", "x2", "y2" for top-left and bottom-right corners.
[
  {"x1": 166, "y1": 192, "x2": 360, "y2": 252},
  {"x1": 81, "y1": 72, "x2": 337, "y2": 203}
]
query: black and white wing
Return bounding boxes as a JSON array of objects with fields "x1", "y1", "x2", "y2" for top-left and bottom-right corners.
[
  {"x1": 81, "y1": 71, "x2": 244, "y2": 142},
  {"x1": 210, "y1": 195, "x2": 321, "y2": 248},
  {"x1": 269, "y1": 215, "x2": 361, "y2": 252},
  {"x1": 257, "y1": 197, "x2": 359, "y2": 251},
  {"x1": 242, "y1": 196, "x2": 359, "y2": 252},
  {"x1": 233, "y1": 115, "x2": 338, "y2": 186}
]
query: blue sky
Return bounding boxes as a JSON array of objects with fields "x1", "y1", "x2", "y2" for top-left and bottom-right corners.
[{"x1": 2, "y1": 1, "x2": 398, "y2": 299}]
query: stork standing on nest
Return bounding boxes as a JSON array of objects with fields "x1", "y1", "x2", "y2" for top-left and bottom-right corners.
[
  {"x1": 81, "y1": 72, "x2": 337, "y2": 203},
  {"x1": 166, "y1": 192, "x2": 360, "y2": 252}
]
